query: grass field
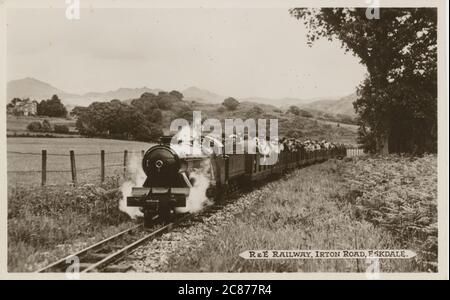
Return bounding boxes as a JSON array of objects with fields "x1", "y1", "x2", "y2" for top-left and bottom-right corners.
[
  {"x1": 7, "y1": 115, "x2": 78, "y2": 135},
  {"x1": 7, "y1": 137, "x2": 154, "y2": 186},
  {"x1": 8, "y1": 178, "x2": 136, "y2": 272},
  {"x1": 165, "y1": 155, "x2": 437, "y2": 273}
]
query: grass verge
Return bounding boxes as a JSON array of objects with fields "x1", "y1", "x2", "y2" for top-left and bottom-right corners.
[
  {"x1": 165, "y1": 156, "x2": 437, "y2": 272},
  {"x1": 7, "y1": 176, "x2": 136, "y2": 272}
]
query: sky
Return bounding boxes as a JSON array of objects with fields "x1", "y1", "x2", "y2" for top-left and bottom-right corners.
[{"x1": 7, "y1": 7, "x2": 367, "y2": 99}]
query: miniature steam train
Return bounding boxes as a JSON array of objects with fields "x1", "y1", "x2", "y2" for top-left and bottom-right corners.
[{"x1": 127, "y1": 135, "x2": 347, "y2": 226}]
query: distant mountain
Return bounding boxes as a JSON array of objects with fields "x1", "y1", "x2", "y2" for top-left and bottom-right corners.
[
  {"x1": 7, "y1": 77, "x2": 357, "y2": 116},
  {"x1": 7, "y1": 77, "x2": 162, "y2": 107},
  {"x1": 241, "y1": 96, "x2": 321, "y2": 108},
  {"x1": 82, "y1": 87, "x2": 162, "y2": 102},
  {"x1": 301, "y1": 93, "x2": 357, "y2": 117},
  {"x1": 182, "y1": 86, "x2": 224, "y2": 103},
  {"x1": 7, "y1": 77, "x2": 80, "y2": 102}
]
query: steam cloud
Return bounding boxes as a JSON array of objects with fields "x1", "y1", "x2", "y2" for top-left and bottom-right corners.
[
  {"x1": 119, "y1": 152, "x2": 144, "y2": 219},
  {"x1": 120, "y1": 148, "x2": 212, "y2": 218},
  {"x1": 175, "y1": 159, "x2": 213, "y2": 214}
]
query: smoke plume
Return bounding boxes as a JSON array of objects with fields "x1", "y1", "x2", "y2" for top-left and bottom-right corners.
[
  {"x1": 119, "y1": 152, "x2": 145, "y2": 219},
  {"x1": 175, "y1": 159, "x2": 212, "y2": 214}
]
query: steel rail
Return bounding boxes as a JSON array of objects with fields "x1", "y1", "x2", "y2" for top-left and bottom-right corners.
[
  {"x1": 81, "y1": 213, "x2": 192, "y2": 273},
  {"x1": 36, "y1": 222, "x2": 145, "y2": 273}
]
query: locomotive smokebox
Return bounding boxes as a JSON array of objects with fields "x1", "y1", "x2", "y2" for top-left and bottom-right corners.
[
  {"x1": 143, "y1": 146, "x2": 179, "y2": 177},
  {"x1": 141, "y1": 143, "x2": 189, "y2": 188}
]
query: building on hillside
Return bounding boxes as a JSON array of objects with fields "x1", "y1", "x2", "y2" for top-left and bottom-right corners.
[{"x1": 7, "y1": 99, "x2": 38, "y2": 116}]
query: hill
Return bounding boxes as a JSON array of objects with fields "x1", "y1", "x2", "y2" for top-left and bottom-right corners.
[
  {"x1": 301, "y1": 93, "x2": 357, "y2": 117},
  {"x1": 7, "y1": 77, "x2": 358, "y2": 125},
  {"x1": 7, "y1": 77, "x2": 80, "y2": 103},
  {"x1": 82, "y1": 87, "x2": 162, "y2": 102},
  {"x1": 188, "y1": 101, "x2": 358, "y2": 144},
  {"x1": 7, "y1": 78, "x2": 164, "y2": 107},
  {"x1": 182, "y1": 86, "x2": 224, "y2": 103}
]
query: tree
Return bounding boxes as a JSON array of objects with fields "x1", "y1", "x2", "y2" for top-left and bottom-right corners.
[
  {"x1": 27, "y1": 121, "x2": 43, "y2": 132},
  {"x1": 54, "y1": 124, "x2": 70, "y2": 134},
  {"x1": 37, "y1": 95, "x2": 68, "y2": 117},
  {"x1": 71, "y1": 106, "x2": 88, "y2": 117},
  {"x1": 299, "y1": 109, "x2": 313, "y2": 118},
  {"x1": 287, "y1": 105, "x2": 301, "y2": 116},
  {"x1": 222, "y1": 97, "x2": 240, "y2": 111},
  {"x1": 7, "y1": 98, "x2": 22, "y2": 109},
  {"x1": 75, "y1": 99, "x2": 164, "y2": 142},
  {"x1": 156, "y1": 91, "x2": 183, "y2": 110},
  {"x1": 291, "y1": 8, "x2": 437, "y2": 154},
  {"x1": 132, "y1": 91, "x2": 183, "y2": 111},
  {"x1": 245, "y1": 105, "x2": 264, "y2": 119},
  {"x1": 169, "y1": 90, "x2": 184, "y2": 100}
]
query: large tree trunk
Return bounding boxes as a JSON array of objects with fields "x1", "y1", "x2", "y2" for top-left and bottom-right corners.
[
  {"x1": 377, "y1": 134, "x2": 389, "y2": 155},
  {"x1": 381, "y1": 136, "x2": 389, "y2": 155}
]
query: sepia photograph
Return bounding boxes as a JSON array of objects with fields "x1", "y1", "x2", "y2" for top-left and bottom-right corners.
[{"x1": 0, "y1": 0, "x2": 447, "y2": 280}]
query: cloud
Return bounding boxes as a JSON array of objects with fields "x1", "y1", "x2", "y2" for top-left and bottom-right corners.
[{"x1": 7, "y1": 7, "x2": 366, "y2": 98}]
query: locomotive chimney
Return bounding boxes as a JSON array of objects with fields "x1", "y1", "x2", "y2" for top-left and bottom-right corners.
[{"x1": 159, "y1": 135, "x2": 174, "y2": 145}]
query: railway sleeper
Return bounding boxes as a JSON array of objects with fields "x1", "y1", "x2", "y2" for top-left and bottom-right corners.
[
  {"x1": 103, "y1": 265, "x2": 133, "y2": 273},
  {"x1": 84, "y1": 252, "x2": 111, "y2": 262},
  {"x1": 78, "y1": 262, "x2": 95, "y2": 271}
]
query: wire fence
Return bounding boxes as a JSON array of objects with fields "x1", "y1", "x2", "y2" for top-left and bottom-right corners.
[
  {"x1": 8, "y1": 146, "x2": 365, "y2": 187},
  {"x1": 7, "y1": 149, "x2": 146, "y2": 187}
]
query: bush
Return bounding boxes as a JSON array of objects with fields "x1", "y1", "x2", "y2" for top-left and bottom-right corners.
[
  {"x1": 217, "y1": 105, "x2": 226, "y2": 113},
  {"x1": 340, "y1": 155, "x2": 437, "y2": 271},
  {"x1": 27, "y1": 121, "x2": 53, "y2": 133},
  {"x1": 287, "y1": 105, "x2": 301, "y2": 115},
  {"x1": 54, "y1": 124, "x2": 69, "y2": 134},
  {"x1": 27, "y1": 122, "x2": 43, "y2": 132},
  {"x1": 222, "y1": 97, "x2": 240, "y2": 111},
  {"x1": 299, "y1": 109, "x2": 313, "y2": 118},
  {"x1": 42, "y1": 119, "x2": 52, "y2": 132},
  {"x1": 245, "y1": 105, "x2": 264, "y2": 118}
]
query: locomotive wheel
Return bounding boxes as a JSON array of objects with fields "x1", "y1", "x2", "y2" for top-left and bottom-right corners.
[
  {"x1": 215, "y1": 187, "x2": 226, "y2": 203},
  {"x1": 225, "y1": 181, "x2": 239, "y2": 197},
  {"x1": 158, "y1": 200, "x2": 173, "y2": 224}
]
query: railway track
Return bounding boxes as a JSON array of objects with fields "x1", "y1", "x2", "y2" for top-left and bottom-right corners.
[
  {"x1": 37, "y1": 204, "x2": 226, "y2": 273},
  {"x1": 37, "y1": 215, "x2": 166, "y2": 273},
  {"x1": 36, "y1": 160, "x2": 331, "y2": 273}
]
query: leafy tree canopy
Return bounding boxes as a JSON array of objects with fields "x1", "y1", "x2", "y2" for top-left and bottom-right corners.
[
  {"x1": 223, "y1": 97, "x2": 240, "y2": 111},
  {"x1": 37, "y1": 94, "x2": 68, "y2": 118},
  {"x1": 290, "y1": 8, "x2": 437, "y2": 154}
]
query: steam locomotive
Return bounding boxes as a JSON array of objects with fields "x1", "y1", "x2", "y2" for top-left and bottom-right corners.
[{"x1": 127, "y1": 135, "x2": 346, "y2": 227}]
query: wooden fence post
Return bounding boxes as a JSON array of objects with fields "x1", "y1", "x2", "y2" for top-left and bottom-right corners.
[
  {"x1": 100, "y1": 150, "x2": 105, "y2": 183},
  {"x1": 123, "y1": 150, "x2": 128, "y2": 176},
  {"x1": 70, "y1": 150, "x2": 77, "y2": 186},
  {"x1": 41, "y1": 149, "x2": 47, "y2": 186}
]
